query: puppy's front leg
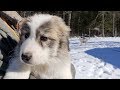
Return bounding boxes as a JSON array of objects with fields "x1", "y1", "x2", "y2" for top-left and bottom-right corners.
[{"x1": 3, "y1": 58, "x2": 31, "y2": 79}]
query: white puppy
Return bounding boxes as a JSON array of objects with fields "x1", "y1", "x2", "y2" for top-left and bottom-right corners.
[{"x1": 3, "y1": 14, "x2": 73, "y2": 79}]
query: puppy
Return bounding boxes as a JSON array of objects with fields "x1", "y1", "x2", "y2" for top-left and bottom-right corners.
[{"x1": 3, "y1": 14, "x2": 73, "y2": 79}]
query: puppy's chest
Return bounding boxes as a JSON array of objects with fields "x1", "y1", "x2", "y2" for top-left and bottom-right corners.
[{"x1": 31, "y1": 65, "x2": 61, "y2": 79}]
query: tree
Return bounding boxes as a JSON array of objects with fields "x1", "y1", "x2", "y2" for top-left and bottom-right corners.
[{"x1": 102, "y1": 11, "x2": 105, "y2": 37}]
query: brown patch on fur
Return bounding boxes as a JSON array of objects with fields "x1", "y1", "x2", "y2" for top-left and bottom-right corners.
[
  {"x1": 35, "y1": 15, "x2": 70, "y2": 52},
  {"x1": 36, "y1": 20, "x2": 59, "y2": 48},
  {"x1": 51, "y1": 16, "x2": 71, "y2": 51},
  {"x1": 40, "y1": 21, "x2": 51, "y2": 30},
  {"x1": 48, "y1": 40, "x2": 55, "y2": 48},
  {"x1": 36, "y1": 21, "x2": 58, "y2": 40}
]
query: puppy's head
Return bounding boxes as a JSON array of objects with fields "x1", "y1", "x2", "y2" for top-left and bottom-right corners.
[{"x1": 17, "y1": 14, "x2": 70, "y2": 65}]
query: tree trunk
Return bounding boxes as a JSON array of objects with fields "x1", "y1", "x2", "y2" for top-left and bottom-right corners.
[
  {"x1": 68, "y1": 11, "x2": 72, "y2": 27},
  {"x1": 115, "y1": 28, "x2": 117, "y2": 37},
  {"x1": 89, "y1": 28, "x2": 91, "y2": 37},
  {"x1": 78, "y1": 16, "x2": 80, "y2": 36},
  {"x1": 63, "y1": 11, "x2": 66, "y2": 21},
  {"x1": 102, "y1": 11, "x2": 105, "y2": 37},
  {"x1": 113, "y1": 12, "x2": 115, "y2": 37}
]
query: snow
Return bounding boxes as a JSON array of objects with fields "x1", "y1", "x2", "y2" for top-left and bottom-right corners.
[{"x1": 70, "y1": 37, "x2": 120, "y2": 79}]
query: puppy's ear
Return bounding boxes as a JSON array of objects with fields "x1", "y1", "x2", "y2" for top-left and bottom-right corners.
[
  {"x1": 52, "y1": 15, "x2": 71, "y2": 35},
  {"x1": 52, "y1": 16, "x2": 71, "y2": 51},
  {"x1": 16, "y1": 18, "x2": 29, "y2": 34}
]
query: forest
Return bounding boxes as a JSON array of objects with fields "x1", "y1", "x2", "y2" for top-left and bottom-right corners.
[{"x1": 17, "y1": 11, "x2": 120, "y2": 37}]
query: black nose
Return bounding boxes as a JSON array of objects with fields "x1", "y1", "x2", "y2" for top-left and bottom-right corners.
[{"x1": 21, "y1": 53, "x2": 32, "y2": 62}]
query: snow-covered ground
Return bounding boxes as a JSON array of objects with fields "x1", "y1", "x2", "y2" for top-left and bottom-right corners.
[{"x1": 70, "y1": 37, "x2": 120, "y2": 79}]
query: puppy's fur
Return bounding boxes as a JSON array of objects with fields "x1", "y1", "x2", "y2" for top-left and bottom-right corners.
[{"x1": 3, "y1": 14, "x2": 73, "y2": 79}]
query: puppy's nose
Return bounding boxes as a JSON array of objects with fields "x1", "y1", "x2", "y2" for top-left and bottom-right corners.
[{"x1": 21, "y1": 53, "x2": 32, "y2": 62}]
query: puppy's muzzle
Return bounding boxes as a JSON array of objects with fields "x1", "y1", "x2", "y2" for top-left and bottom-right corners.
[{"x1": 21, "y1": 53, "x2": 32, "y2": 63}]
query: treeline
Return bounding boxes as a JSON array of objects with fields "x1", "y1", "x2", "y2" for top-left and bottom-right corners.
[{"x1": 17, "y1": 11, "x2": 120, "y2": 37}]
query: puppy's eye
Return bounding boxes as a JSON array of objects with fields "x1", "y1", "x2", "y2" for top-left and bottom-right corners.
[
  {"x1": 25, "y1": 33, "x2": 30, "y2": 39},
  {"x1": 40, "y1": 36, "x2": 48, "y2": 41}
]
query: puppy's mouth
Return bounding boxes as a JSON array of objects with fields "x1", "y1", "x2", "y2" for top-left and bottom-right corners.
[
  {"x1": 21, "y1": 59, "x2": 32, "y2": 65},
  {"x1": 22, "y1": 59, "x2": 31, "y2": 64}
]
